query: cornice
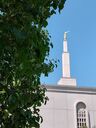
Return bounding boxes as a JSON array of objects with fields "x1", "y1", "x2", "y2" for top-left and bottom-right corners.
[{"x1": 42, "y1": 85, "x2": 96, "y2": 95}]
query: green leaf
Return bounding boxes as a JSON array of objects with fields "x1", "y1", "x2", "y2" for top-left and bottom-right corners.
[{"x1": 0, "y1": 0, "x2": 66, "y2": 127}]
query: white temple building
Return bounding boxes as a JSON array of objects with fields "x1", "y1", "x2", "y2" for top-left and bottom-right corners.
[{"x1": 40, "y1": 33, "x2": 96, "y2": 128}]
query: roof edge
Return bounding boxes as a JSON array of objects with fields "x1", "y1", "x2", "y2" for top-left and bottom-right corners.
[{"x1": 42, "y1": 85, "x2": 96, "y2": 95}]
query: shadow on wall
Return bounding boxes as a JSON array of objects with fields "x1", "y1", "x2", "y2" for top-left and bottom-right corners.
[
  {"x1": 88, "y1": 112, "x2": 91, "y2": 128},
  {"x1": 88, "y1": 113, "x2": 96, "y2": 128},
  {"x1": 92, "y1": 126, "x2": 96, "y2": 128}
]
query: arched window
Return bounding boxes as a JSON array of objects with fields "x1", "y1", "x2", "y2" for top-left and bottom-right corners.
[{"x1": 76, "y1": 102, "x2": 88, "y2": 128}]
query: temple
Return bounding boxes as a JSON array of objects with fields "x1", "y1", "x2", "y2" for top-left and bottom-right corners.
[{"x1": 40, "y1": 33, "x2": 96, "y2": 128}]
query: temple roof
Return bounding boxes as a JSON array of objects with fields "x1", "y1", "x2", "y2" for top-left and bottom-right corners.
[{"x1": 43, "y1": 85, "x2": 96, "y2": 95}]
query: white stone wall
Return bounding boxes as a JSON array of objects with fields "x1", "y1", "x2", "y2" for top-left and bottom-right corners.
[{"x1": 40, "y1": 90, "x2": 96, "y2": 128}]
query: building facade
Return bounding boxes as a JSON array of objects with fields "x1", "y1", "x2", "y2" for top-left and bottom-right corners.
[
  {"x1": 40, "y1": 33, "x2": 96, "y2": 128},
  {"x1": 40, "y1": 86, "x2": 96, "y2": 128}
]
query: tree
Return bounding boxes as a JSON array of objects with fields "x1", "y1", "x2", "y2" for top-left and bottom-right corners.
[{"x1": 0, "y1": 0, "x2": 66, "y2": 127}]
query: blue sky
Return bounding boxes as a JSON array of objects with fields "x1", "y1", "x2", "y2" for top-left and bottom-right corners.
[{"x1": 41, "y1": 0, "x2": 96, "y2": 87}]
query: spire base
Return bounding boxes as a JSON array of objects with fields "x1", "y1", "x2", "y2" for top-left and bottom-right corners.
[{"x1": 58, "y1": 77, "x2": 77, "y2": 86}]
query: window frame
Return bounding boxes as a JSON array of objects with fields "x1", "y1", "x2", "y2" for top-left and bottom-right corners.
[{"x1": 76, "y1": 102, "x2": 89, "y2": 128}]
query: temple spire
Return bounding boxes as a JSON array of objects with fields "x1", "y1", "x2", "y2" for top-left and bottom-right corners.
[
  {"x1": 63, "y1": 32, "x2": 68, "y2": 52},
  {"x1": 62, "y1": 32, "x2": 70, "y2": 77},
  {"x1": 58, "y1": 32, "x2": 77, "y2": 86}
]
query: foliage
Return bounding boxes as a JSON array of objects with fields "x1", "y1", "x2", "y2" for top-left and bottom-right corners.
[
  {"x1": 80, "y1": 125, "x2": 88, "y2": 128},
  {"x1": 0, "y1": 0, "x2": 66, "y2": 127}
]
